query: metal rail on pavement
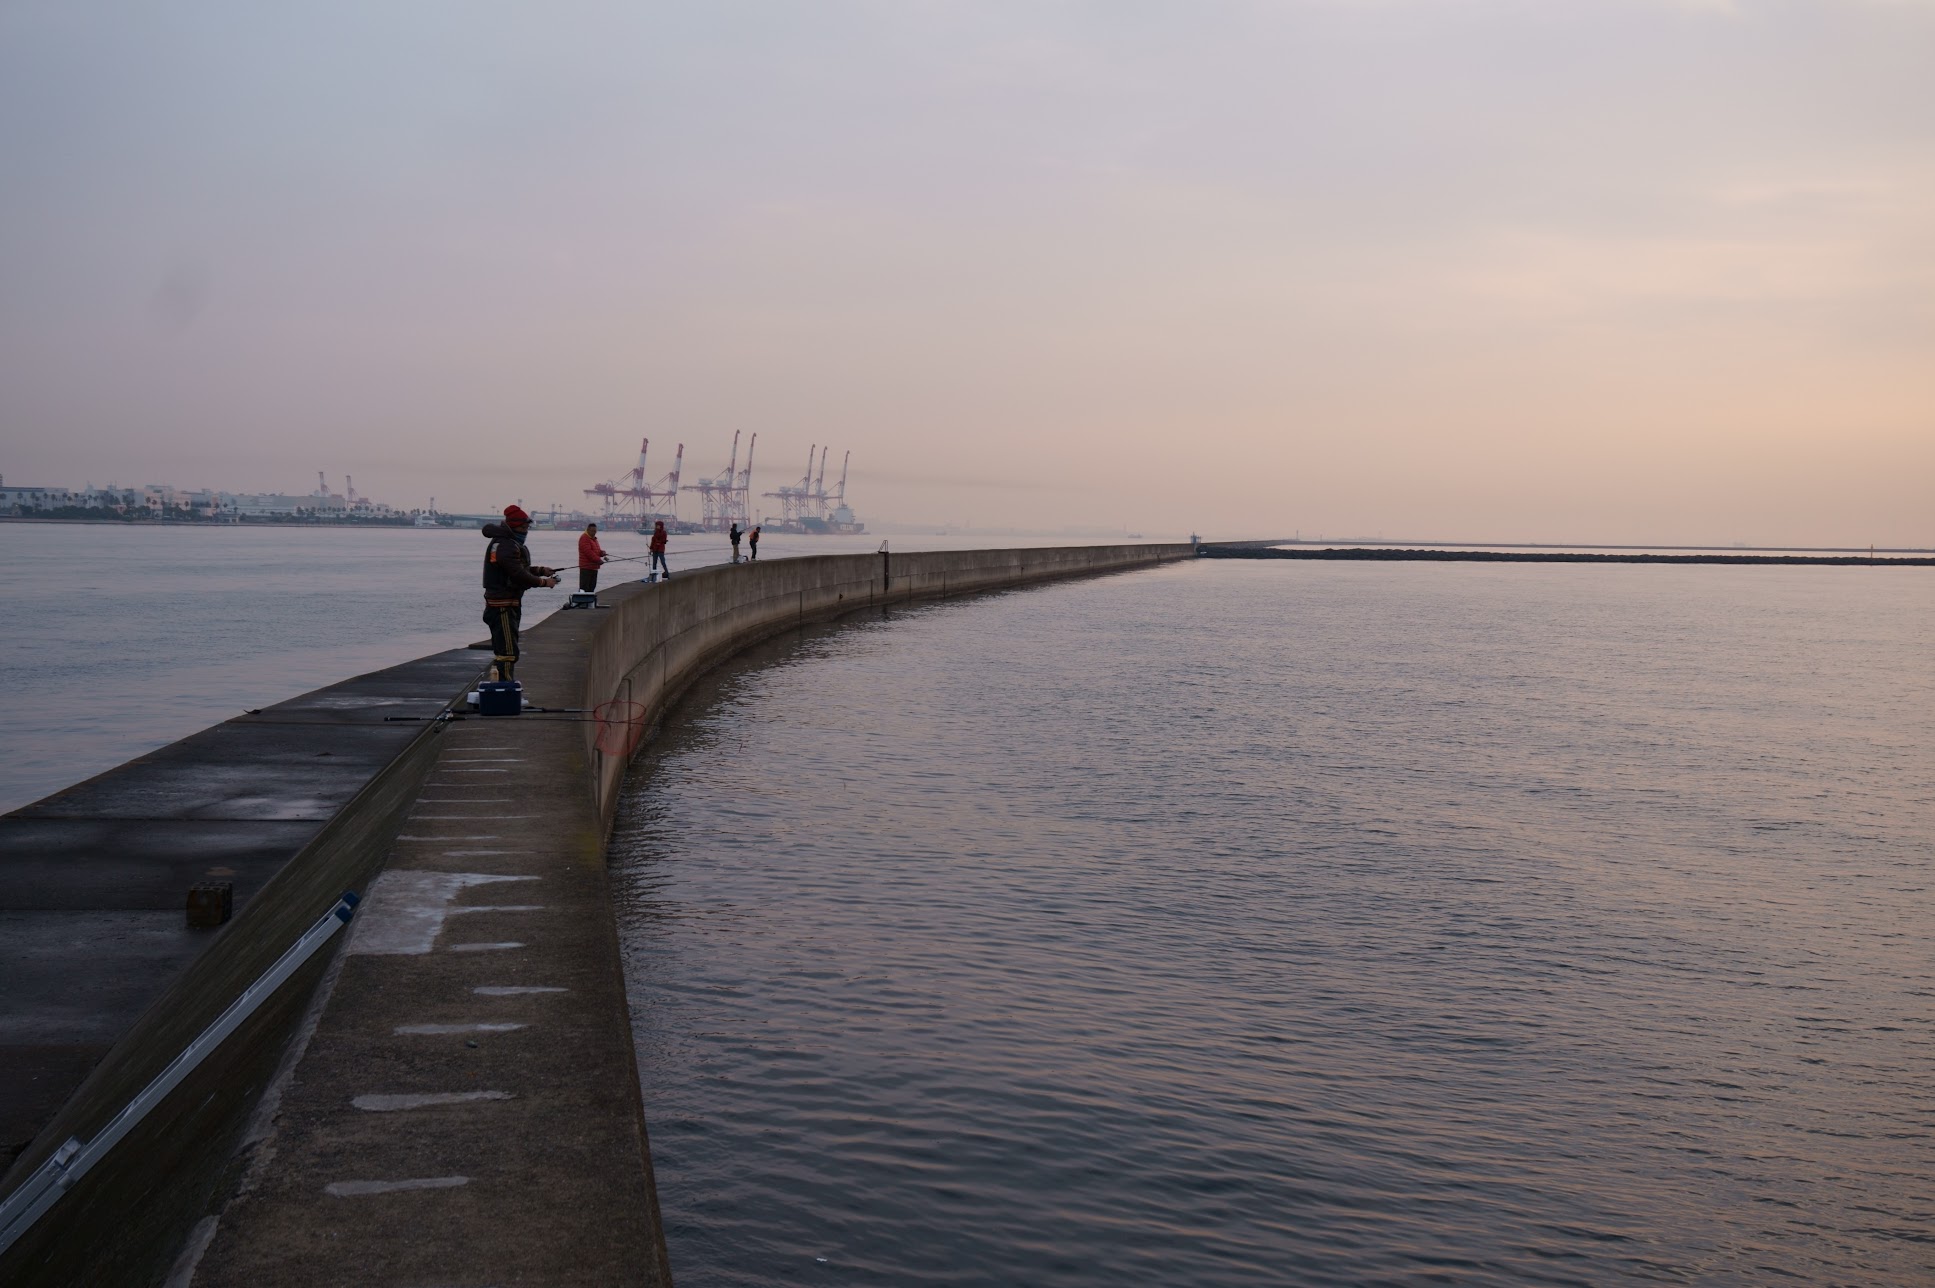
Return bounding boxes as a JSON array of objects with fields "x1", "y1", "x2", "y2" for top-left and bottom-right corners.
[{"x1": 0, "y1": 892, "x2": 362, "y2": 1256}]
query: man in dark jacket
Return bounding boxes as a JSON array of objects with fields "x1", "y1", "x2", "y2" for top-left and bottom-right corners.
[
  {"x1": 648, "y1": 521, "x2": 671, "y2": 579},
  {"x1": 482, "y1": 505, "x2": 557, "y2": 681}
]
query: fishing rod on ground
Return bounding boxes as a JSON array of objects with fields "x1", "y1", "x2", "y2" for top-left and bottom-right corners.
[{"x1": 380, "y1": 710, "x2": 599, "y2": 721}]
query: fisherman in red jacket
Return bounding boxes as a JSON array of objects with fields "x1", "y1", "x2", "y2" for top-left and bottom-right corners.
[
  {"x1": 648, "y1": 520, "x2": 672, "y2": 579},
  {"x1": 577, "y1": 521, "x2": 608, "y2": 592}
]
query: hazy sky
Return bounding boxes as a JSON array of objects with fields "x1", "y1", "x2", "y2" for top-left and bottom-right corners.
[{"x1": 2, "y1": 0, "x2": 1930, "y2": 543}]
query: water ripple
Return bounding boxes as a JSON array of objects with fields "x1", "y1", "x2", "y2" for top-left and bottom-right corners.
[{"x1": 613, "y1": 562, "x2": 1935, "y2": 1285}]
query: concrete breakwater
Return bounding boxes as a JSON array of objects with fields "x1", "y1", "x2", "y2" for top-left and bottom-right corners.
[
  {"x1": 0, "y1": 542, "x2": 1191, "y2": 1286},
  {"x1": 1202, "y1": 545, "x2": 1935, "y2": 566},
  {"x1": 0, "y1": 649, "x2": 485, "y2": 1286}
]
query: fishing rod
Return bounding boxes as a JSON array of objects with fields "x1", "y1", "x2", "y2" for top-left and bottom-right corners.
[
  {"x1": 477, "y1": 547, "x2": 739, "y2": 579},
  {"x1": 532, "y1": 545, "x2": 739, "y2": 565}
]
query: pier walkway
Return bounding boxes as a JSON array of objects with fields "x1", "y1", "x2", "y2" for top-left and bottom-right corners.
[{"x1": 190, "y1": 595, "x2": 670, "y2": 1286}]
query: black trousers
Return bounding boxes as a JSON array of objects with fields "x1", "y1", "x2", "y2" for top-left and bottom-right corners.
[
  {"x1": 579, "y1": 568, "x2": 598, "y2": 592},
  {"x1": 483, "y1": 603, "x2": 522, "y2": 679}
]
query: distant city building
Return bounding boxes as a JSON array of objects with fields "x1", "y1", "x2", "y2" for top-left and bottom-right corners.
[
  {"x1": 0, "y1": 483, "x2": 75, "y2": 511},
  {"x1": 0, "y1": 473, "x2": 401, "y2": 520}
]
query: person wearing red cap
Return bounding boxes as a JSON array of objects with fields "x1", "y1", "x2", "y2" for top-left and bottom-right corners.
[{"x1": 480, "y1": 505, "x2": 557, "y2": 681}]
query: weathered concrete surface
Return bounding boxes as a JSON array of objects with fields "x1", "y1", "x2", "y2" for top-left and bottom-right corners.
[
  {"x1": 0, "y1": 648, "x2": 482, "y2": 1286},
  {"x1": 192, "y1": 606, "x2": 672, "y2": 1286}
]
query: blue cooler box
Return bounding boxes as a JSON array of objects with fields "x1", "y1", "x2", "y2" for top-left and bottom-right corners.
[{"x1": 477, "y1": 680, "x2": 523, "y2": 716}]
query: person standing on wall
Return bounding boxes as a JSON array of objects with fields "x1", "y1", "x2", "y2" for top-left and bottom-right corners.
[
  {"x1": 577, "y1": 521, "x2": 608, "y2": 592},
  {"x1": 481, "y1": 505, "x2": 557, "y2": 681},
  {"x1": 748, "y1": 525, "x2": 760, "y2": 561},
  {"x1": 728, "y1": 522, "x2": 742, "y2": 564},
  {"x1": 649, "y1": 520, "x2": 672, "y2": 579}
]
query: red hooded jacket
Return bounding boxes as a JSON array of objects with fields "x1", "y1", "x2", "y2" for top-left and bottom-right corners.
[{"x1": 578, "y1": 531, "x2": 605, "y2": 570}]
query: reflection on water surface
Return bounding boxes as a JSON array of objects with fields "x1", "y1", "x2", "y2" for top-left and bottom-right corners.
[{"x1": 614, "y1": 561, "x2": 1935, "y2": 1286}]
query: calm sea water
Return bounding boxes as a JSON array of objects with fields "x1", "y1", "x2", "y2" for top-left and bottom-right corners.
[
  {"x1": 610, "y1": 560, "x2": 1935, "y2": 1286},
  {"x1": 0, "y1": 521, "x2": 1109, "y2": 813}
]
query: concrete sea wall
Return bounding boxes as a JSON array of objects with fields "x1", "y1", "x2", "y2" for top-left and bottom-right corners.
[
  {"x1": 1, "y1": 542, "x2": 1192, "y2": 1286},
  {"x1": 0, "y1": 650, "x2": 488, "y2": 1286}
]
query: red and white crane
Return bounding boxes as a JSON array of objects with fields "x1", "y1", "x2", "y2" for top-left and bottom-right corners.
[
  {"x1": 685, "y1": 431, "x2": 755, "y2": 532},
  {"x1": 761, "y1": 442, "x2": 816, "y2": 526},
  {"x1": 585, "y1": 437, "x2": 682, "y2": 527}
]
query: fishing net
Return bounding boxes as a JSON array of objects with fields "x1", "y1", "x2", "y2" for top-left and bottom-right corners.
[{"x1": 594, "y1": 700, "x2": 648, "y2": 759}]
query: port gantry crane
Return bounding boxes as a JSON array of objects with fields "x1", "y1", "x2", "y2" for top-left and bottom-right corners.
[
  {"x1": 812, "y1": 446, "x2": 833, "y2": 521},
  {"x1": 584, "y1": 438, "x2": 684, "y2": 529},
  {"x1": 761, "y1": 442, "x2": 817, "y2": 526},
  {"x1": 760, "y1": 444, "x2": 861, "y2": 531},
  {"x1": 641, "y1": 439, "x2": 684, "y2": 529},
  {"x1": 733, "y1": 433, "x2": 756, "y2": 529},
  {"x1": 685, "y1": 430, "x2": 755, "y2": 532}
]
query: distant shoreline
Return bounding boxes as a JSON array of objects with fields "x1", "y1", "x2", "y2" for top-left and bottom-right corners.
[
  {"x1": 1228, "y1": 537, "x2": 1935, "y2": 556},
  {"x1": 1204, "y1": 547, "x2": 1935, "y2": 567},
  {"x1": 0, "y1": 515, "x2": 423, "y2": 528}
]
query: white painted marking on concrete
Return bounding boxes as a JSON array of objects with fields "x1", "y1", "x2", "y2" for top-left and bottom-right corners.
[
  {"x1": 474, "y1": 986, "x2": 568, "y2": 996},
  {"x1": 397, "y1": 834, "x2": 500, "y2": 841},
  {"x1": 346, "y1": 872, "x2": 539, "y2": 956},
  {"x1": 395, "y1": 1022, "x2": 527, "y2": 1036},
  {"x1": 449, "y1": 904, "x2": 545, "y2": 914},
  {"x1": 409, "y1": 814, "x2": 539, "y2": 821},
  {"x1": 438, "y1": 849, "x2": 514, "y2": 857},
  {"x1": 449, "y1": 941, "x2": 525, "y2": 952},
  {"x1": 444, "y1": 758, "x2": 528, "y2": 763},
  {"x1": 326, "y1": 1176, "x2": 470, "y2": 1197},
  {"x1": 438, "y1": 768, "x2": 512, "y2": 774},
  {"x1": 353, "y1": 1091, "x2": 514, "y2": 1112}
]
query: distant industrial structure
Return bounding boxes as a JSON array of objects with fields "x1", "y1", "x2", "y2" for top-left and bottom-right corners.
[
  {"x1": 0, "y1": 472, "x2": 407, "y2": 522},
  {"x1": 579, "y1": 434, "x2": 862, "y2": 535},
  {"x1": 761, "y1": 445, "x2": 862, "y2": 533},
  {"x1": 4, "y1": 435, "x2": 868, "y2": 534},
  {"x1": 583, "y1": 439, "x2": 687, "y2": 530},
  {"x1": 684, "y1": 431, "x2": 756, "y2": 533}
]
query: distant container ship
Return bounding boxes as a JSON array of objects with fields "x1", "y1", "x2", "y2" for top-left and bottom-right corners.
[
  {"x1": 777, "y1": 502, "x2": 865, "y2": 536},
  {"x1": 759, "y1": 446, "x2": 861, "y2": 534}
]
